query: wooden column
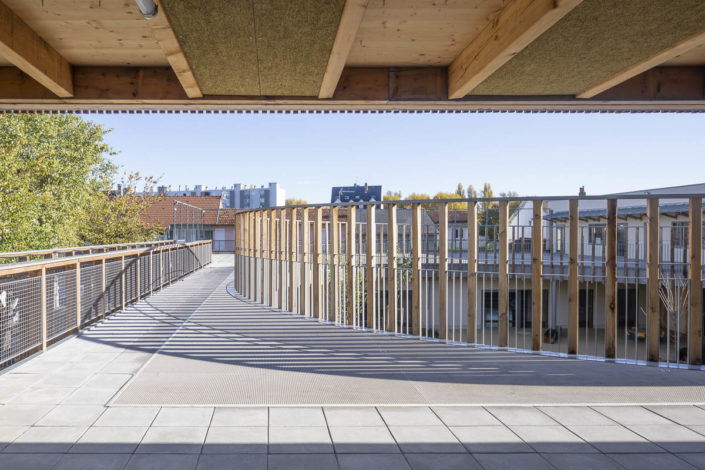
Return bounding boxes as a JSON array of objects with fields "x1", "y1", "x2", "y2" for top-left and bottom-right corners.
[
  {"x1": 605, "y1": 199, "x2": 618, "y2": 359},
  {"x1": 532, "y1": 200, "x2": 544, "y2": 351},
  {"x1": 288, "y1": 208, "x2": 297, "y2": 313},
  {"x1": 689, "y1": 197, "x2": 703, "y2": 365},
  {"x1": 255, "y1": 211, "x2": 262, "y2": 302},
  {"x1": 346, "y1": 206, "x2": 356, "y2": 325},
  {"x1": 313, "y1": 207, "x2": 323, "y2": 319},
  {"x1": 269, "y1": 209, "x2": 277, "y2": 307},
  {"x1": 467, "y1": 202, "x2": 478, "y2": 343},
  {"x1": 41, "y1": 266, "x2": 47, "y2": 350},
  {"x1": 278, "y1": 210, "x2": 285, "y2": 310},
  {"x1": 498, "y1": 200, "x2": 509, "y2": 348},
  {"x1": 568, "y1": 200, "x2": 579, "y2": 355},
  {"x1": 301, "y1": 208, "x2": 310, "y2": 316},
  {"x1": 366, "y1": 204, "x2": 376, "y2": 330},
  {"x1": 75, "y1": 261, "x2": 81, "y2": 329},
  {"x1": 259, "y1": 211, "x2": 265, "y2": 303},
  {"x1": 249, "y1": 211, "x2": 255, "y2": 300},
  {"x1": 329, "y1": 206, "x2": 339, "y2": 322},
  {"x1": 438, "y1": 203, "x2": 448, "y2": 340},
  {"x1": 412, "y1": 203, "x2": 422, "y2": 336},
  {"x1": 386, "y1": 205, "x2": 398, "y2": 332}
]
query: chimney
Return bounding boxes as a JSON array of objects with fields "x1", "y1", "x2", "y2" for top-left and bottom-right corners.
[{"x1": 578, "y1": 186, "x2": 586, "y2": 197}]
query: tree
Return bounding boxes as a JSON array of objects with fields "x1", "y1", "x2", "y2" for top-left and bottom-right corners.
[
  {"x1": 383, "y1": 190, "x2": 402, "y2": 201},
  {"x1": 467, "y1": 184, "x2": 478, "y2": 199},
  {"x1": 433, "y1": 192, "x2": 466, "y2": 210},
  {"x1": 455, "y1": 183, "x2": 465, "y2": 199},
  {"x1": 0, "y1": 114, "x2": 165, "y2": 253},
  {"x1": 500, "y1": 190, "x2": 521, "y2": 217},
  {"x1": 285, "y1": 198, "x2": 308, "y2": 206},
  {"x1": 401, "y1": 192, "x2": 430, "y2": 209}
]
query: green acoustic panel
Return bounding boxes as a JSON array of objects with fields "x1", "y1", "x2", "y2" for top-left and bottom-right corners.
[
  {"x1": 161, "y1": 0, "x2": 345, "y2": 96},
  {"x1": 470, "y1": 0, "x2": 705, "y2": 96},
  {"x1": 161, "y1": 0, "x2": 260, "y2": 96},
  {"x1": 254, "y1": 0, "x2": 346, "y2": 96}
]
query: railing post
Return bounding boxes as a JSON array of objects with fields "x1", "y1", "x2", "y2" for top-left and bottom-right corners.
[
  {"x1": 41, "y1": 266, "x2": 47, "y2": 350},
  {"x1": 148, "y1": 252, "x2": 152, "y2": 295},
  {"x1": 136, "y1": 255, "x2": 141, "y2": 300},
  {"x1": 121, "y1": 255, "x2": 126, "y2": 310},
  {"x1": 605, "y1": 199, "x2": 618, "y2": 359},
  {"x1": 498, "y1": 200, "x2": 509, "y2": 348},
  {"x1": 689, "y1": 197, "x2": 703, "y2": 365},
  {"x1": 301, "y1": 207, "x2": 310, "y2": 316},
  {"x1": 259, "y1": 210, "x2": 265, "y2": 303},
  {"x1": 269, "y1": 209, "x2": 277, "y2": 307},
  {"x1": 386, "y1": 204, "x2": 397, "y2": 333},
  {"x1": 329, "y1": 206, "x2": 339, "y2": 322},
  {"x1": 467, "y1": 201, "x2": 478, "y2": 343},
  {"x1": 412, "y1": 203, "x2": 422, "y2": 336},
  {"x1": 288, "y1": 207, "x2": 297, "y2": 313},
  {"x1": 313, "y1": 207, "x2": 323, "y2": 319},
  {"x1": 346, "y1": 206, "x2": 356, "y2": 325},
  {"x1": 532, "y1": 200, "x2": 543, "y2": 351},
  {"x1": 254, "y1": 210, "x2": 261, "y2": 302},
  {"x1": 568, "y1": 199, "x2": 579, "y2": 355},
  {"x1": 249, "y1": 211, "x2": 255, "y2": 300},
  {"x1": 366, "y1": 204, "x2": 376, "y2": 330},
  {"x1": 278, "y1": 209, "x2": 285, "y2": 310},
  {"x1": 102, "y1": 258, "x2": 106, "y2": 315},
  {"x1": 438, "y1": 202, "x2": 448, "y2": 340},
  {"x1": 76, "y1": 261, "x2": 81, "y2": 330}
]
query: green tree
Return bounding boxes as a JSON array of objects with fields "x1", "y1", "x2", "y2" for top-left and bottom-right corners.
[
  {"x1": 455, "y1": 183, "x2": 465, "y2": 199},
  {"x1": 467, "y1": 184, "x2": 478, "y2": 199},
  {"x1": 500, "y1": 190, "x2": 521, "y2": 217}
]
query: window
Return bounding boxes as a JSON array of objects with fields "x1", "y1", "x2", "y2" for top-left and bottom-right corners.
[
  {"x1": 588, "y1": 224, "x2": 605, "y2": 245},
  {"x1": 672, "y1": 221, "x2": 688, "y2": 249}
]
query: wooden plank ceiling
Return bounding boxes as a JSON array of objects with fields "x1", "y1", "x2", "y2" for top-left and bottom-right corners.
[{"x1": 0, "y1": 0, "x2": 705, "y2": 112}]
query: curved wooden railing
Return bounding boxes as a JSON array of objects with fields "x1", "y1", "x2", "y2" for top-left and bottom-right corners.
[
  {"x1": 234, "y1": 195, "x2": 705, "y2": 368},
  {"x1": 0, "y1": 240, "x2": 175, "y2": 263}
]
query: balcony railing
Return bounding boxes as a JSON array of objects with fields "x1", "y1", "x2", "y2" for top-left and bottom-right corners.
[
  {"x1": 233, "y1": 195, "x2": 705, "y2": 369},
  {"x1": 0, "y1": 240, "x2": 212, "y2": 370}
]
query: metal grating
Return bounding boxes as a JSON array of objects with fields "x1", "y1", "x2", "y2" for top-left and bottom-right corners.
[
  {"x1": 46, "y1": 268, "x2": 77, "y2": 340},
  {"x1": 0, "y1": 277, "x2": 42, "y2": 366},
  {"x1": 105, "y1": 259, "x2": 123, "y2": 313}
]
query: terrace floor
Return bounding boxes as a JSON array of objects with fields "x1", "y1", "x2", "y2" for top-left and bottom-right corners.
[{"x1": 1, "y1": 255, "x2": 705, "y2": 469}]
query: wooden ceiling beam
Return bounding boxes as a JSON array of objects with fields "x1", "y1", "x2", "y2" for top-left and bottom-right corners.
[
  {"x1": 578, "y1": 30, "x2": 705, "y2": 99},
  {"x1": 318, "y1": 0, "x2": 369, "y2": 99},
  {"x1": 448, "y1": 0, "x2": 583, "y2": 99},
  {"x1": 146, "y1": 0, "x2": 202, "y2": 99},
  {"x1": 0, "y1": 0, "x2": 73, "y2": 97}
]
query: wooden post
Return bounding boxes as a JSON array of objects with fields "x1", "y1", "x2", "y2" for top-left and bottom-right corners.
[
  {"x1": 255, "y1": 211, "x2": 261, "y2": 302},
  {"x1": 288, "y1": 208, "x2": 297, "y2": 313},
  {"x1": 386, "y1": 204, "x2": 398, "y2": 332},
  {"x1": 689, "y1": 197, "x2": 703, "y2": 365},
  {"x1": 269, "y1": 209, "x2": 276, "y2": 307},
  {"x1": 249, "y1": 211, "x2": 255, "y2": 300},
  {"x1": 329, "y1": 206, "x2": 339, "y2": 322},
  {"x1": 412, "y1": 203, "x2": 422, "y2": 336},
  {"x1": 438, "y1": 202, "x2": 448, "y2": 340},
  {"x1": 532, "y1": 200, "x2": 543, "y2": 351},
  {"x1": 605, "y1": 199, "x2": 618, "y2": 359},
  {"x1": 366, "y1": 204, "x2": 376, "y2": 330},
  {"x1": 41, "y1": 266, "x2": 47, "y2": 350},
  {"x1": 75, "y1": 261, "x2": 81, "y2": 329},
  {"x1": 313, "y1": 207, "x2": 323, "y2": 319},
  {"x1": 301, "y1": 208, "x2": 310, "y2": 316},
  {"x1": 278, "y1": 209, "x2": 285, "y2": 310},
  {"x1": 498, "y1": 200, "x2": 509, "y2": 347},
  {"x1": 121, "y1": 255, "x2": 125, "y2": 310},
  {"x1": 346, "y1": 206, "x2": 356, "y2": 325},
  {"x1": 259, "y1": 211, "x2": 265, "y2": 303},
  {"x1": 568, "y1": 199, "x2": 579, "y2": 355},
  {"x1": 467, "y1": 202, "x2": 478, "y2": 343}
]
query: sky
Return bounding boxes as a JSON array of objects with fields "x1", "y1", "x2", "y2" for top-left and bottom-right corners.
[{"x1": 86, "y1": 112, "x2": 705, "y2": 204}]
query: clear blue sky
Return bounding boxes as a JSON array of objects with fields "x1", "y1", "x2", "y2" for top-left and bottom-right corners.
[{"x1": 87, "y1": 112, "x2": 705, "y2": 203}]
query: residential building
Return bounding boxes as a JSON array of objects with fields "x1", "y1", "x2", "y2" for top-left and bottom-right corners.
[
  {"x1": 147, "y1": 183, "x2": 285, "y2": 209},
  {"x1": 331, "y1": 183, "x2": 382, "y2": 206}
]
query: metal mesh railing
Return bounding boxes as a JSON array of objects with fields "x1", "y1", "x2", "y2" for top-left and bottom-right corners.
[{"x1": 0, "y1": 241, "x2": 212, "y2": 370}]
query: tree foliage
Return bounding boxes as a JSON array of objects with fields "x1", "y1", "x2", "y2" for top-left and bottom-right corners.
[
  {"x1": 285, "y1": 198, "x2": 308, "y2": 206},
  {"x1": 0, "y1": 114, "x2": 162, "y2": 252}
]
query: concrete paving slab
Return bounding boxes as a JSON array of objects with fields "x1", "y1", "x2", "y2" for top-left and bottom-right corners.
[
  {"x1": 196, "y1": 454, "x2": 267, "y2": 470},
  {"x1": 35, "y1": 405, "x2": 105, "y2": 427},
  {"x1": 646, "y1": 405, "x2": 705, "y2": 426},
  {"x1": 0, "y1": 453, "x2": 63, "y2": 470},
  {"x1": 269, "y1": 407, "x2": 327, "y2": 427},
  {"x1": 202, "y1": 426, "x2": 267, "y2": 454},
  {"x1": 328, "y1": 426, "x2": 399, "y2": 453},
  {"x1": 473, "y1": 453, "x2": 555, "y2": 470},
  {"x1": 405, "y1": 453, "x2": 482, "y2": 470},
  {"x1": 152, "y1": 407, "x2": 214, "y2": 427},
  {"x1": 268, "y1": 426, "x2": 333, "y2": 454},
  {"x1": 53, "y1": 453, "x2": 131, "y2": 470},
  {"x1": 567, "y1": 425, "x2": 665, "y2": 453},
  {"x1": 0, "y1": 404, "x2": 54, "y2": 425},
  {"x1": 210, "y1": 407, "x2": 268, "y2": 427},
  {"x1": 677, "y1": 453, "x2": 705, "y2": 470},
  {"x1": 450, "y1": 425, "x2": 532, "y2": 453},
  {"x1": 0, "y1": 426, "x2": 28, "y2": 451},
  {"x1": 592, "y1": 406, "x2": 671, "y2": 425},
  {"x1": 136, "y1": 427, "x2": 207, "y2": 454},
  {"x1": 337, "y1": 453, "x2": 410, "y2": 470},
  {"x1": 69, "y1": 426, "x2": 147, "y2": 453},
  {"x1": 541, "y1": 453, "x2": 625, "y2": 470},
  {"x1": 268, "y1": 454, "x2": 339, "y2": 470},
  {"x1": 486, "y1": 406, "x2": 558, "y2": 426},
  {"x1": 377, "y1": 407, "x2": 443, "y2": 426},
  {"x1": 324, "y1": 407, "x2": 384, "y2": 426},
  {"x1": 627, "y1": 423, "x2": 705, "y2": 453},
  {"x1": 93, "y1": 407, "x2": 159, "y2": 427},
  {"x1": 387, "y1": 425, "x2": 465, "y2": 453},
  {"x1": 431, "y1": 406, "x2": 502, "y2": 426},
  {"x1": 537, "y1": 406, "x2": 615, "y2": 426},
  {"x1": 508, "y1": 425, "x2": 596, "y2": 453},
  {"x1": 4, "y1": 425, "x2": 87, "y2": 453},
  {"x1": 608, "y1": 453, "x2": 697, "y2": 470},
  {"x1": 125, "y1": 453, "x2": 198, "y2": 470}
]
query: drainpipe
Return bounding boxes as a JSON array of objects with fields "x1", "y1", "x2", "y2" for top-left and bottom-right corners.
[{"x1": 135, "y1": 0, "x2": 158, "y2": 19}]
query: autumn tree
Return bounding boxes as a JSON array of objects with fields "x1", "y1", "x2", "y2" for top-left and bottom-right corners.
[{"x1": 285, "y1": 198, "x2": 308, "y2": 206}]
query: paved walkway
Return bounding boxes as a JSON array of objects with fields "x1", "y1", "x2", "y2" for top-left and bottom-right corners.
[{"x1": 0, "y1": 256, "x2": 704, "y2": 469}]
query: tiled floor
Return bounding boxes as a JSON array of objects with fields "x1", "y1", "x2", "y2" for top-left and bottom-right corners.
[{"x1": 1, "y1": 257, "x2": 705, "y2": 469}]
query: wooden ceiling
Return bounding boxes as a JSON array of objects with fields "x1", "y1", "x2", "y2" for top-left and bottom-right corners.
[{"x1": 1, "y1": 0, "x2": 705, "y2": 112}]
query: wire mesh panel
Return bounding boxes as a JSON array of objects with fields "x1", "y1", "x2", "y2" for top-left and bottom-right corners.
[
  {"x1": 0, "y1": 276, "x2": 42, "y2": 366},
  {"x1": 152, "y1": 252, "x2": 161, "y2": 291},
  {"x1": 80, "y1": 264, "x2": 103, "y2": 326},
  {"x1": 140, "y1": 254, "x2": 150, "y2": 296},
  {"x1": 46, "y1": 268, "x2": 76, "y2": 340},
  {"x1": 125, "y1": 257, "x2": 138, "y2": 303},
  {"x1": 105, "y1": 259, "x2": 122, "y2": 313}
]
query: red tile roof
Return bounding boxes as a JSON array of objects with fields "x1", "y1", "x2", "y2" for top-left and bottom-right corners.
[{"x1": 142, "y1": 196, "x2": 223, "y2": 228}]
